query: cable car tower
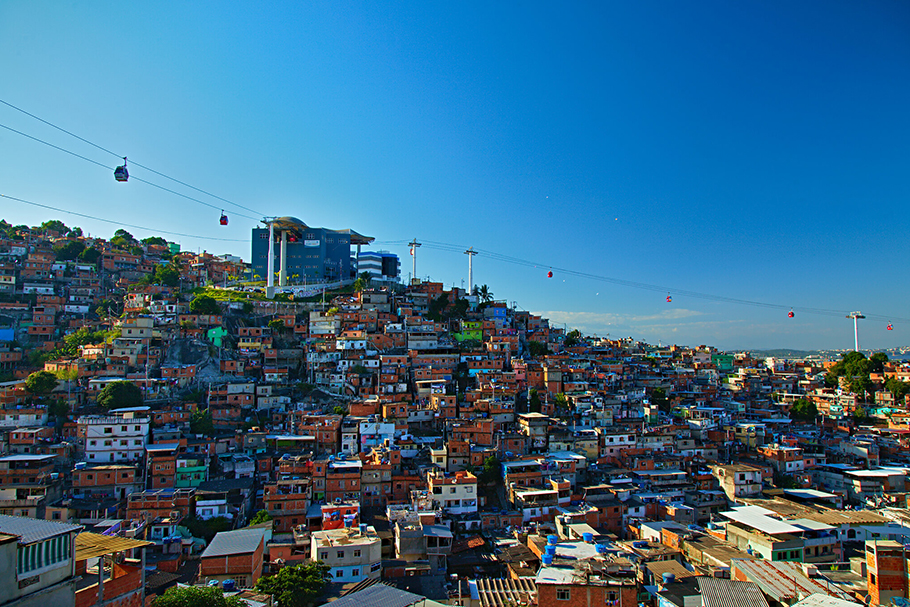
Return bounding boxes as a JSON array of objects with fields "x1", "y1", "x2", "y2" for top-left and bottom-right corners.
[
  {"x1": 847, "y1": 311, "x2": 865, "y2": 352},
  {"x1": 464, "y1": 246, "x2": 477, "y2": 295}
]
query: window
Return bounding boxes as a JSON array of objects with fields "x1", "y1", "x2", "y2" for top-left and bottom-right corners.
[
  {"x1": 121, "y1": 426, "x2": 127, "y2": 431},
  {"x1": 870, "y1": 573, "x2": 876, "y2": 585},
  {"x1": 104, "y1": 427, "x2": 113, "y2": 434},
  {"x1": 89, "y1": 440, "x2": 96, "y2": 446},
  {"x1": 450, "y1": 487, "x2": 457, "y2": 494},
  {"x1": 337, "y1": 550, "x2": 344, "y2": 558},
  {"x1": 134, "y1": 426, "x2": 140, "y2": 431},
  {"x1": 351, "y1": 568, "x2": 358, "y2": 576},
  {"x1": 353, "y1": 550, "x2": 361, "y2": 557},
  {"x1": 320, "y1": 551, "x2": 328, "y2": 560},
  {"x1": 556, "y1": 588, "x2": 570, "y2": 601},
  {"x1": 466, "y1": 486, "x2": 474, "y2": 493}
]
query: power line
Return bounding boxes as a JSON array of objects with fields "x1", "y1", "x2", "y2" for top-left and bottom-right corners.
[
  {"x1": 0, "y1": 193, "x2": 248, "y2": 242},
  {"x1": 0, "y1": 98, "x2": 265, "y2": 217}
]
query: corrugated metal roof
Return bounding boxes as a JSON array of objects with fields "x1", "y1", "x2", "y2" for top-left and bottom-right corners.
[
  {"x1": 328, "y1": 583, "x2": 425, "y2": 607},
  {"x1": 0, "y1": 514, "x2": 82, "y2": 544},
  {"x1": 722, "y1": 507, "x2": 802, "y2": 535},
  {"x1": 74, "y1": 532, "x2": 152, "y2": 560},
  {"x1": 792, "y1": 594, "x2": 864, "y2": 607},
  {"x1": 697, "y1": 577, "x2": 770, "y2": 607},
  {"x1": 472, "y1": 577, "x2": 537, "y2": 607},
  {"x1": 731, "y1": 559, "x2": 851, "y2": 602},
  {"x1": 200, "y1": 527, "x2": 266, "y2": 558}
]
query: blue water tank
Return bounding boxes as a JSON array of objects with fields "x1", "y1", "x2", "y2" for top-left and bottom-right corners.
[
  {"x1": 222, "y1": 579, "x2": 236, "y2": 592},
  {"x1": 542, "y1": 553, "x2": 554, "y2": 565},
  {"x1": 547, "y1": 534, "x2": 559, "y2": 545},
  {"x1": 595, "y1": 543, "x2": 608, "y2": 554},
  {"x1": 359, "y1": 523, "x2": 368, "y2": 535},
  {"x1": 207, "y1": 580, "x2": 220, "y2": 587},
  {"x1": 582, "y1": 532, "x2": 594, "y2": 543},
  {"x1": 662, "y1": 573, "x2": 675, "y2": 585},
  {"x1": 545, "y1": 545, "x2": 556, "y2": 556}
]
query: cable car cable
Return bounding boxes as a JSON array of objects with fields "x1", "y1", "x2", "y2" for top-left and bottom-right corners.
[
  {"x1": 0, "y1": 99, "x2": 265, "y2": 217},
  {"x1": 0, "y1": 121, "x2": 261, "y2": 222},
  {"x1": 0, "y1": 193, "x2": 248, "y2": 242},
  {"x1": 411, "y1": 239, "x2": 910, "y2": 324}
]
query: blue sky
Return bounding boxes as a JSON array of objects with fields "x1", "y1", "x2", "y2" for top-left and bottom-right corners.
[{"x1": 1, "y1": 1, "x2": 908, "y2": 351}]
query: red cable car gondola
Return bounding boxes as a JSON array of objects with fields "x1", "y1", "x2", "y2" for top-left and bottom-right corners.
[
  {"x1": 547, "y1": 271, "x2": 553, "y2": 278},
  {"x1": 114, "y1": 157, "x2": 129, "y2": 182},
  {"x1": 887, "y1": 323, "x2": 893, "y2": 331},
  {"x1": 666, "y1": 293, "x2": 672, "y2": 303},
  {"x1": 219, "y1": 211, "x2": 228, "y2": 226},
  {"x1": 788, "y1": 309, "x2": 794, "y2": 318}
]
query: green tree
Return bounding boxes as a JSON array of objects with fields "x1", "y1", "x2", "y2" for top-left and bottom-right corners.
[
  {"x1": 554, "y1": 392, "x2": 569, "y2": 415},
  {"x1": 141, "y1": 236, "x2": 168, "y2": 246},
  {"x1": 40, "y1": 219, "x2": 68, "y2": 234},
  {"x1": 190, "y1": 409, "x2": 215, "y2": 436},
  {"x1": 25, "y1": 370, "x2": 58, "y2": 395},
  {"x1": 113, "y1": 228, "x2": 135, "y2": 243},
  {"x1": 564, "y1": 329, "x2": 581, "y2": 347},
  {"x1": 529, "y1": 388, "x2": 541, "y2": 414},
  {"x1": 153, "y1": 585, "x2": 245, "y2": 607},
  {"x1": 78, "y1": 246, "x2": 101, "y2": 264},
  {"x1": 97, "y1": 380, "x2": 143, "y2": 411},
  {"x1": 248, "y1": 509, "x2": 273, "y2": 526},
  {"x1": 528, "y1": 341, "x2": 549, "y2": 357},
  {"x1": 68, "y1": 226, "x2": 83, "y2": 237},
  {"x1": 190, "y1": 294, "x2": 221, "y2": 315},
  {"x1": 476, "y1": 284, "x2": 493, "y2": 303},
  {"x1": 853, "y1": 405, "x2": 869, "y2": 422},
  {"x1": 478, "y1": 455, "x2": 502, "y2": 485},
  {"x1": 651, "y1": 387, "x2": 669, "y2": 413},
  {"x1": 332, "y1": 405, "x2": 347, "y2": 417},
  {"x1": 885, "y1": 377, "x2": 910, "y2": 404},
  {"x1": 254, "y1": 561, "x2": 330, "y2": 607},
  {"x1": 870, "y1": 352, "x2": 889, "y2": 374},
  {"x1": 152, "y1": 263, "x2": 180, "y2": 287},
  {"x1": 268, "y1": 319, "x2": 285, "y2": 333},
  {"x1": 54, "y1": 240, "x2": 86, "y2": 261},
  {"x1": 790, "y1": 398, "x2": 818, "y2": 421},
  {"x1": 350, "y1": 365, "x2": 368, "y2": 375}
]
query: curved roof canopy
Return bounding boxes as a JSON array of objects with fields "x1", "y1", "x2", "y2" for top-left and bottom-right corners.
[{"x1": 262, "y1": 218, "x2": 374, "y2": 244}]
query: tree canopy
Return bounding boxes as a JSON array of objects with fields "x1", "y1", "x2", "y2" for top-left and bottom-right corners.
[
  {"x1": 190, "y1": 409, "x2": 215, "y2": 436},
  {"x1": 54, "y1": 240, "x2": 86, "y2": 261},
  {"x1": 25, "y1": 370, "x2": 58, "y2": 395},
  {"x1": 870, "y1": 352, "x2": 889, "y2": 374},
  {"x1": 190, "y1": 294, "x2": 221, "y2": 315},
  {"x1": 564, "y1": 329, "x2": 581, "y2": 347},
  {"x1": 825, "y1": 352, "x2": 874, "y2": 398},
  {"x1": 153, "y1": 585, "x2": 245, "y2": 607},
  {"x1": 790, "y1": 398, "x2": 818, "y2": 421},
  {"x1": 254, "y1": 561, "x2": 330, "y2": 607},
  {"x1": 885, "y1": 377, "x2": 910, "y2": 404},
  {"x1": 248, "y1": 509, "x2": 273, "y2": 526},
  {"x1": 97, "y1": 380, "x2": 143, "y2": 411},
  {"x1": 40, "y1": 219, "x2": 68, "y2": 234},
  {"x1": 528, "y1": 341, "x2": 549, "y2": 357},
  {"x1": 141, "y1": 236, "x2": 168, "y2": 246}
]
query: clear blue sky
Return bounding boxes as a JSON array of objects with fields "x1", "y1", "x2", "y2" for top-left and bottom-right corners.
[{"x1": 1, "y1": 1, "x2": 908, "y2": 351}]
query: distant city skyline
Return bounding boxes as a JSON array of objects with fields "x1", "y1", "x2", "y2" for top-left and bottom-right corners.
[{"x1": 1, "y1": 1, "x2": 907, "y2": 350}]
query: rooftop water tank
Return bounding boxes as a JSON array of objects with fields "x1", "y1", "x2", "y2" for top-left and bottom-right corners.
[
  {"x1": 582, "y1": 532, "x2": 594, "y2": 543},
  {"x1": 595, "y1": 543, "x2": 608, "y2": 554},
  {"x1": 662, "y1": 573, "x2": 675, "y2": 585},
  {"x1": 207, "y1": 580, "x2": 220, "y2": 587},
  {"x1": 545, "y1": 545, "x2": 556, "y2": 556},
  {"x1": 542, "y1": 553, "x2": 554, "y2": 566},
  {"x1": 222, "y1": 579, "x2": 236, "y2": 591},
  {"x1": 547, "y1": 534, "x2": 558, "y2": 545},
  {"x1": 359, "y1": 523, "x2": 368, "y2": 535}
]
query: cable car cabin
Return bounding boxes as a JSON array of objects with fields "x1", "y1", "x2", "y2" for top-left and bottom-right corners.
[
  {"x1": 219, "y1": 213, "x2": 228, "y2": 226},
  {"x1": 666, "y1": 294, "x2": 672, "y2": 303},
  {"x1": 114, "y1": 164, "x2": 129, "y2": 182},
  {"x1": 547, "y1": 271, "x2": 553, "y2": 278},
  {"x1": 887, "y1": 323, "x2": 893, "y2": 331},
  {"x1": 788, "y1": 310, "x2": 794, "y2": 318}
]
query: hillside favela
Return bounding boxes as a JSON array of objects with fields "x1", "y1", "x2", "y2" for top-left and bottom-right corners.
[{"x1": 0, "y1": 217, "x2": 909, "y2": 607}]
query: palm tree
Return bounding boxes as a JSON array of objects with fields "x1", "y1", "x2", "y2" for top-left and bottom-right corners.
[{"x1": 478, "y1": 284, "x2": 493, "y2": 303}]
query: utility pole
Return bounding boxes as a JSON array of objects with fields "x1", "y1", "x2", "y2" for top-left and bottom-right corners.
[
  {"x1": 408, "y1": 239, "x2": 421, "y2": 285},
  {"x1": 847, "y1": 312, "x2": 865, "y2": 352},
  {"x1": 464, "y1": 247, "x2": 477, "y2": 295}
]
